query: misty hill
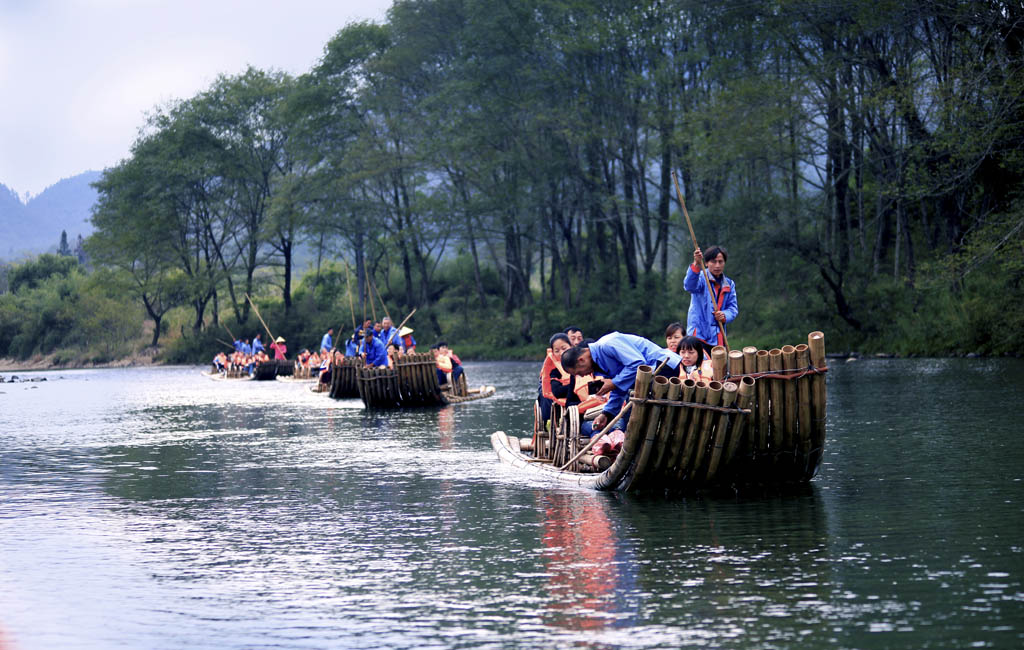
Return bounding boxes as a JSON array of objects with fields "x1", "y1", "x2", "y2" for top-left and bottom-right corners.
[{"x1": 0, "y1": 171, "x2": 102, "y2": 261}]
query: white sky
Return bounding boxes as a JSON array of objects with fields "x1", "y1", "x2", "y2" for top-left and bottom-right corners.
[{"x1": 0, "y1": 0, "x2": 393, "y2": 199}]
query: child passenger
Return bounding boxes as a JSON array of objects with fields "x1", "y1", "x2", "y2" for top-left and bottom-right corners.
[{"x1": 676, "y1": 335, "x2": 714, "y2": 382}]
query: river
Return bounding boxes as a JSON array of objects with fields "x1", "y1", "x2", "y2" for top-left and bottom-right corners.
[{"x1": 1, "y1": 359, "x2": 1022, "y2": 649}]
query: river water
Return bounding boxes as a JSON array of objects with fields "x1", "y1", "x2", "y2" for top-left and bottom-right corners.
[{"x1": 1, "y1": 359, "x2": 1022, "y2": 649}]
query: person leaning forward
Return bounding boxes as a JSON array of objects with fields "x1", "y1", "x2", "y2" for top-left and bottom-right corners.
[{"x1": 561, "y1": 332, "x2": 682, "y2": 432}]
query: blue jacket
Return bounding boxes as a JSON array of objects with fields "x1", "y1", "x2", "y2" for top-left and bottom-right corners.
[
  {"x1": 320, "y1": 332, "x2": 333, "y2": 351},
  {"x1": 345, "y1": 339, "x2": 359, "y2": 357},
  {"x1": 379, "y1": 326, "x2": 400, "y2": 348},
  {"x1": 683, "y1": 265, "x2": 737, "y2": 346},
  {"x1": 252, "y1": 338, "x2": 265, "y2": 354},
  {"x1": 588, "y1": 332, "x2": 681, "y2": 417},
  {"x1": 363, "y1": 337, "x2": 388, "y2": 367}
]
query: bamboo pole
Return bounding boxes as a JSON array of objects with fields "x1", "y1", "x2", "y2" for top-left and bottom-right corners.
[
  {"x1": 768, "y1": 348, "x2": 785, "y2": 452},
  {"x1": 651, "y1": 376, "x2": 682, "y2": 475},
  {"x1": 664, "y1": 378, "x2": 696, "y2": 479},
  {"x1": 742, "y1": 346, "x2": 757, "y2": 375},
  {"x1": 629, "y1": 375, "x2": 670, "y2": 490},
  {"x1": 690, "y1": 381, "x2": 724, "y2": 480},
  {"x1": 223, "y1": 322, "x2": 238, "y2": 344},
  {"x1": 675, "y1": 381, "x2": 709, "y2": 480},
  {"x1": 711, "y1": 345, "x2": 727, "y2": 381},
  {"x1": 795, "y1": 343, "x2": 813, "y2": 466},
  {"x1": 724, "y1": 376, "x2": 756, "y2": 468},
  {"x1": 671, "y1": 170, "x2": 729, "y2": 354},
  {"x1": 216, "y1": 338, "x2": 234, "y2": 350},
  {"x1": 782, "y1": 344, "x2": 798, "y2": 452},
  {"x1": 616, "y1": 366, "x2": 654, "y2": 489},
  {"x1": 807, "y1": 331, "x2": 827, "y2": 478},
  {"x1": 244, "y1": 294, "x2": 275, "y2": 342},
  {"x1": 343, "y1": 261, "x2": 357, "y2": 333},
  {"x1": 755, "y1": 349, "x2": 770, "y2": 453},
  {"x1": 729, "y1": 349, "x2": 745, "y2": 378},
  {"x1": 367, "y1": 273, "x2": 390, "y2": 324},
  {"x1": 704, "y1": 381, "x2": 738, "y2": 482}
]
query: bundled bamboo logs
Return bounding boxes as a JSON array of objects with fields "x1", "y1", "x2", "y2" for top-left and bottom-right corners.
[
  {"x1": 354, "y1": 353, "x2": 448, "y2": 408},
  {"x1": 329, "y1": 356, "x2": 361, "y2": 399}
]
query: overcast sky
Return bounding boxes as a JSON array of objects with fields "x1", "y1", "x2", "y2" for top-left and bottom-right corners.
[{"x1": 0, "y1": 0, "x2": 392, "y2": 199}]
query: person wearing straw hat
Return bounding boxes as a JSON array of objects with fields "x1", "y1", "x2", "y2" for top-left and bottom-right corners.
[
  {"x1": 269, "y1": 336, "x2": 288, "y2": 360},
  {"x1": 684, "y1": 245, "x2": 737, "y2": 352},
  {"x1": 398, "y1": 326, "x2": 416, "y2": 353}
]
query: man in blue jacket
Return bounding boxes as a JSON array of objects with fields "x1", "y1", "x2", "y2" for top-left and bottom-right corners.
[
  {"x1": 320, "y1": 328, "x2": 334, "y2": 354},
  {"x1": 361, "y1": 329, "x2": 388, "y2": 367},
  {"x1": 684, "y1": 245, "x2": 737, "y2": 350},
  {"x1": 561, "y1": 332, "x2": 681, "y2": 432}
]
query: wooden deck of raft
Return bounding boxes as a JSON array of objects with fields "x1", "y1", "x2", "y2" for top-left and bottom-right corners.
[{"x1": 492, "y1": 331, "x2": 827, "y2": 493}]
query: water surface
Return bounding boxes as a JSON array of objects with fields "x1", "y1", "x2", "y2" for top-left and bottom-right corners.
[{"x1": 1, "y1": 359, "x2": 1022, "y2": 648}]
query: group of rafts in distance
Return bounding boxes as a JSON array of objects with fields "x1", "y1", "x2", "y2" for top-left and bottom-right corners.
[{"x1": 205, "y1": 307, "x2": 496, "y2": 409}]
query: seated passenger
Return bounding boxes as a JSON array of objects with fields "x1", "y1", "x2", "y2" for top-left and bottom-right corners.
[
  {"x1": 432, "y1": 341, "x2": 464, "y2": 387},
  {"x1": 664, "y1": 321, "x2": 684, "y2": 352},
  {"x1": 541, "y1": 332, "x2": 604, "y2": 436},
  {"x1": 387, "y1": 342, "x2": 402, "y2": 367},
  {"x1": 566, "y1": 325, "x2": 584, "y2": 346},
  {"x1": 676, "y1": 335, "x2": 714, "y2": 382}
]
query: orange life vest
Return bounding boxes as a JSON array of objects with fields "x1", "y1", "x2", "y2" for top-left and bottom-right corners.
[
  {"x1": 435, "y1": 352, "x2": 453, "y2": 372},
  {"x1": 682, "y1": 359, "x2": 715, "y2": 382},
  {"x1": 541, "y1": 349, "x2": 604, "y2": 408}
]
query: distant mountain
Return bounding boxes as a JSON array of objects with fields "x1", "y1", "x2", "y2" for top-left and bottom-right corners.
[{"x1": 0, "y1": 171, "x2": 102, "y2": 261}]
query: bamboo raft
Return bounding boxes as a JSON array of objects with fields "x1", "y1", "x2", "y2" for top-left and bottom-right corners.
[
  {"x1": 252, "y1": 359, "x2": 293, "y2": 381},
  {"x1": 201, "y1": 369, "x2": 253, "y2": 381},
  {"x1": 353, "y1": 352, "x2": 496, "y2": 408},
  {"x1": 492, "y1": 331, "x2": 827, "y2": 493},
  {"x1": 329, "y1": 356, "x2": 361, "y2": 399}
]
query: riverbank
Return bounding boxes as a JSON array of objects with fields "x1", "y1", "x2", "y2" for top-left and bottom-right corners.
[{"x1": 0, "y1": 348, "x2": 160, "y2": 373}]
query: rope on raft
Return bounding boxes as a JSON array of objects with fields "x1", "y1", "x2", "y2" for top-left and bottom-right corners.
[
  {"x1": 628, "y1": 396, "x2": 752, "y2": 415},
  {"x1": 725, "y1": 364, "x2": 829, "y2": 382}
]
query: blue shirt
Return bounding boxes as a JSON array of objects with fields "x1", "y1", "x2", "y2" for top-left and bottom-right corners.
[
  {"x1": 345, "y1": 340, "x2": 359, "y2": 357},
  {"x1": 379, "y1": 326, "x2": 400, "y2": 348},
  {"x1": 252, "y1": 338, "x2": 265, "y2": 353},
  {"x1": 588, "y1": 332, "x2": 681, "y2": 416},
  {"x1": 684, "y1": 266, "x2": 737, "y2": 346},
  {"x1": 363, "y1": 337, "x2": 388, "y2": 367},
  {"x1": 320, "y1": 332, "x2": 333, "y2": 351}
]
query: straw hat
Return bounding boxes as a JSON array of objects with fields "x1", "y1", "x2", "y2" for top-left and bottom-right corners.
[
  {"x1": 399, "y1": 326, "x2": 414, "y2": 336},
  {"x1": 275, "y1": 336, "x2": 285, "y2": 343}
]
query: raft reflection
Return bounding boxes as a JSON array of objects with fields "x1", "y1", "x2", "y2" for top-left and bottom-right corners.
[{"x1": 536, "y1": 491, "x2": 634, "y2": 633}]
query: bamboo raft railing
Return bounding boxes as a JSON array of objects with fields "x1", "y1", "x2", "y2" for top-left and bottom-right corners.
[
  {"x1": 329, "y1": 356, "x2": 361, "y2": 399},
  {"x1": 353, "y1": 352, "x2": 496, "y2": 408},
  {"x1": 492, "y1": 331, "x2": 828, "y2": 492},
  {"x1": 252, "y1": 359, "x2": 292, "y2": 381}
]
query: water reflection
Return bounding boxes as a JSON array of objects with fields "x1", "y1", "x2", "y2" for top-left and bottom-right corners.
[
  {"x1": 537, "y1": 491, "x2": 631, "y2": 633},
  {"x1": 2, "y1": 361, "x2": 1024, "y2": 649}
]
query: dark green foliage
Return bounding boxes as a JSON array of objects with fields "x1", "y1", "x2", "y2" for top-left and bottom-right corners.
[{"x1": 72, "y1": 0, "x2": 1024, "y2": 363}]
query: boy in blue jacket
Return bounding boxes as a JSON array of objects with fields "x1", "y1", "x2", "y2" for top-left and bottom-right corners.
[{"x1": 684, "y1": 245, "x2": 737, "y2": 350}]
